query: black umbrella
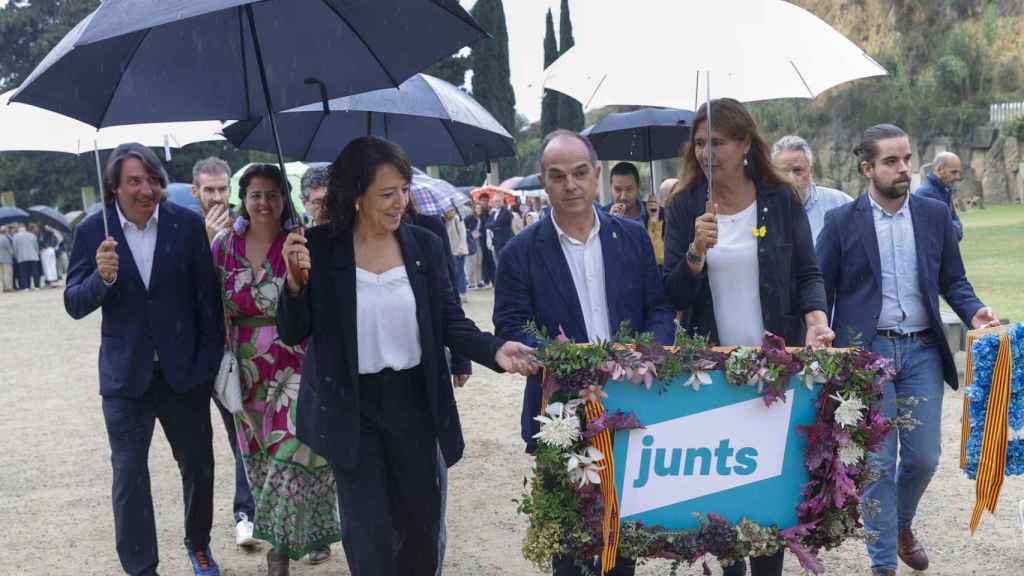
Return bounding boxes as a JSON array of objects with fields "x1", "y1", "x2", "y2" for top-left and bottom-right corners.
[
  {"x1": 582, "y1": 107, "x2": 693, "y2": 196},
  {"x1": 224, "y1": 74, "x2": 515, "y2": 167},
  {"x1": 28, "y1": 206, "x2": 72, "y2": 235},
  {"x1": 0, "y1": 207, "x2": 29, "y2": 227},
  {"x1": 513, "y1": 173, "x2": 542, "y2": 191},
  {"x1": 12, "y1": 0, "x2": 486, "y2": 237}
]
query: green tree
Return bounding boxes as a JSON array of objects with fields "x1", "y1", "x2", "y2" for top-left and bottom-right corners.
[
  {"x1": 424, "y1": 53, "x2": 472, "y2": 88},
  {"x1": 469, "y1": 0, "x2": 516, "y2": 135},
  {"x1": 541, "y1": 9, "x2": 560, "y2": 136},
  {"x1": 556, "y1": 0, "x2": 584, "y2": 132}
]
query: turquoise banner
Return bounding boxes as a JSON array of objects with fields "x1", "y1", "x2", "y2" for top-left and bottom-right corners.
[{"x1": 604, "y1": 373, "x2": 819, "y2": 530}]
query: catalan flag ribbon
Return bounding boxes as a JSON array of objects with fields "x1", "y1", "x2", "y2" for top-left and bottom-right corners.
[
  {"x1": 584, "y1": 400, "x2": 620, "y2": 575},
  {"x1": 960, "y1": 326, "x2": 1015, "y2": 534}
]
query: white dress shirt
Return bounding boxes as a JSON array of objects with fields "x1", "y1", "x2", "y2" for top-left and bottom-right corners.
[
  {"x1": 550, "y1": 208, "x2": 611, "y2": 343},
  {"x1": 355, "y1": 266, "x2": 422, "y2": 374},
  {"x1": 115, "y1": 202, "x2": 160, "y2": 289},
  {"x1": 706, "y1": 202, "x2": 765, "y2": 346}
]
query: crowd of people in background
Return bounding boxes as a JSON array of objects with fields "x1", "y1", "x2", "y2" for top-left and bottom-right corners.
[{"x1": 0, "y1": 222, "x2": 67, "y2": 292}]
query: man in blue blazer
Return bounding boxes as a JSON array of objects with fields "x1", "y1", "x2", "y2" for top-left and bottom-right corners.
[
  {"x1": 65, "y1": 143, "x2": 225, "y2": 576},
  {"x1": 493, "y1": 130, "x2": 674, "y2": 576},
  {"x1": 484, "y1": 192, "x2": 514, "y2": 262},
  {"x1": 817, "y1": 125, "x2": 997, "y2": 576}
]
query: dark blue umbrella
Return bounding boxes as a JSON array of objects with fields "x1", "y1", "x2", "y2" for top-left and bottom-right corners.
[
  {"x1": 166, "y1": 183, "x2": 203, "y2": 215},
  {"x1": 513, "y1": 173, "x2": 542, "y2": 191},
  {"x1": 12, "y1": 0, "x2": 485, "y2": 240},
  {"x1": 582, "y1": 108, "x2": 693, "y2": 162},
  {"x1": 0, "y1": 207, "x2": 29, "y2": 227},
  {"x1": 12, "y1": 0, "x2": 486, "y2": 128},
  {"x1": 27, "y1": 205, "x2": 72, "y2": 235},
  {"x1": 223, "y1": 74, "x2": 515, "y2": 166}
]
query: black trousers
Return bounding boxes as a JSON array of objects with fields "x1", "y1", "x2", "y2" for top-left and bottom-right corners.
[
  {"x1": 553, "y1": 555, "x2": 636, "y2": 575},
  {"x1": 333, "y1": 366, "x2": 440, "y2": 576},
  {"x1": 16, "y1": 260, "x2": 39, "y2": 289},
  {"x1": 723, "y1": 550, "x2": 785, "y2": 576},
  {"x1": 213, "y1": 397, "x2": 255, "y2": 522},
  {"x1": 101, "y1": 367, "x2": 215, "y2": 576}
]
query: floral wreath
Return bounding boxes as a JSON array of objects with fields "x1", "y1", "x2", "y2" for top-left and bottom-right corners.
[
  {"x1": 518, "y1": 324, "x2": 897, "y2": 575},
  {"x1": 964, "y1": 322, "x2": 1024, "y2": 478}
]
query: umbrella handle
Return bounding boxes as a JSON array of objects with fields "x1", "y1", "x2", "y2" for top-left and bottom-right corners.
[{"x1": 304, "y1": 78, "x2": 330, "y2": 115}]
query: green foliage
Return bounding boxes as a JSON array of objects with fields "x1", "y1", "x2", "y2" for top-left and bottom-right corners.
[
  {"x1": 424, "y1": 53, "x2": 471, "y2": 88},
  {"x1": 541, "y1": 8, "x2": 560, "y2": 136},
  {"x1": 470, "y1": 0, "x2": 516, "y2": 136},
  {"x1": 555, "y1": 0, "x2": 584, "y2": 132}
]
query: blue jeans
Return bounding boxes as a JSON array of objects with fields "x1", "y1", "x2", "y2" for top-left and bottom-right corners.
[
  {"x1": 863, "y1": 333, "x2": 945, "y2": 571},
  {"x1": 453, "y1": 255, "x2": 467, "y2": 294}
]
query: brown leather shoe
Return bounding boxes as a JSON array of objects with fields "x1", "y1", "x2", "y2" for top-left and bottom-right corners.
[{"x1": 898, "y1": 527, "x2": 929, "y2": 570}]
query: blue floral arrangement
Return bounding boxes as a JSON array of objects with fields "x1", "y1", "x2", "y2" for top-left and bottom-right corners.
[{"x1": 964, "y1": 323, "x2": 1024, "y2": 478}]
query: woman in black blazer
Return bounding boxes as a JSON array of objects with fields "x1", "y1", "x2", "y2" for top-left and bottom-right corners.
[
  {"x1": 662, "y1": 99, "x2": 834, "y2": 576},
  {"x1": 276, "y1": 137, "x2": 536, "y2": 576}
]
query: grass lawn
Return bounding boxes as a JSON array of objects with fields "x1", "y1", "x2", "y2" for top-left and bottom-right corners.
[{"x1": 956, "y1": 203, "x2": 1024, "y2": 323}]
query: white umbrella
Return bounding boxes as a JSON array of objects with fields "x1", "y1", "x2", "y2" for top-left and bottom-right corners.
[
  {"x1": 543, "y1": 0, "x2": 887, "y2": 110},
  {"x1": 0, "y1": 89, "x2": 225, "y2": 235},
  {"x1": 0, "y1": 90, "x2": 225, "y2": 155}
]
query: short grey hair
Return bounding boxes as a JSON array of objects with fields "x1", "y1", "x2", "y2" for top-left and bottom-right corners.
[
  {"x1": 103, "y1": 143, "x2": 168, "y2": 204},
  {"x1": 191, "y1": 156, "x2": 231, "y2": 184},
  {"x1": 933, "y1": 151, "x2": 959, "y2": 169},
  {"x1": 300, "y1": 165, "x2": 330, "y2": 201},
  {"x1": 539, "y1": 129, "x2": 599, "y2": 171},
  {"x1": 772, "y1": 134, "x2": 814, "y2": 165}
]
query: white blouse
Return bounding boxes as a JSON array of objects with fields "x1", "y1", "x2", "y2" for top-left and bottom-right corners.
[
  {"x1": 355, "y1": 266, "x2": 422, "y2": 374},
  {"x1": 706, "y1": 202, "x2": 765, "y2": 347}
]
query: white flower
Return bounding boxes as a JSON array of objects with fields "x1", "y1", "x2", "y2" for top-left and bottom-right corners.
[
  {"x1": 802, "y1": 361, "x2": 828, "y2": 390},
  {"x1": 831, "y1": 392, "x2": 867, "y2": 428},
  {"x1": 566, "y1": 446, "x2": 605, "y2": 487},
  {"x1": 838, "y1": 443, "x2": 865, "y2": 466},
  {"x1": 685, "y1": 370, "x2": 713, "y2": 392},
  {"x1": 532, "y1": 401, "x2": 582, "y2": 449}
]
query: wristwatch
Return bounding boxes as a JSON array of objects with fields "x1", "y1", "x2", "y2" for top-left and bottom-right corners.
[{"x1": 686, "y1": 243, "x2": 704, "y2": 265}]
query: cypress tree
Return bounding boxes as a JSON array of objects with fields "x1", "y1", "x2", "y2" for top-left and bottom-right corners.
[
  {"x1": 469, "y1": 0, "x2": 516, "y2": 136},
  {"x1": 556, "y1": 0, "x2": 585, "y2": 131},
  {"x1": 541, "y1": 8, "x2": 560, "y2": 136}
]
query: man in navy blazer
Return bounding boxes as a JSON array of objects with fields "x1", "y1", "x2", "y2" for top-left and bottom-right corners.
[
  {"x1": 493, "y1": 130, "x2": 674, "y2": 576},
  {"x1": 64, "y1": 143, "x2": 225, "y2": 576},
  {"x1": 816, "y1": 125, "x2": 997, "y2": 576},
  {"x1": 484, "y1": 192, "x2": 514, "y2": 262}
]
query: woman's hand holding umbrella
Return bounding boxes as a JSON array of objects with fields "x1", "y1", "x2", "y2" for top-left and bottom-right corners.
[{"x1": 284, "y1": 229, "x2": 310, "y2": 294}]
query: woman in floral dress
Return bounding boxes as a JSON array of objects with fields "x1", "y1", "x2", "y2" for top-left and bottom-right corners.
[{"x1": 212, "y1": 164, "x2": 340, "y2": 575}]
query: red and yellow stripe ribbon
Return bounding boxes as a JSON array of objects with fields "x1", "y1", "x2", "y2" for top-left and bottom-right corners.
[
  {"x1": 960, "y1": 326, "x2": 1013, "y2": 534},
  {"x1": 584, "y1": 400, "x2": 620, "y2": 575}
]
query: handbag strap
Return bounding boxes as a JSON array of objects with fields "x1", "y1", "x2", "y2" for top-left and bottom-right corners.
[{"x1": 217, "y1": 230, "x2": 237, "y2": 353}]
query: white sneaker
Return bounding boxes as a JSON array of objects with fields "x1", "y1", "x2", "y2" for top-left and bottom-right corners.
[{"x1": 235, "y1": 517, "x2": 257, "y2": 548}]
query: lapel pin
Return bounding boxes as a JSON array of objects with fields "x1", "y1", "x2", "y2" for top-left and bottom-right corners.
[
  {"x1": 416, "y1": 260, "x2": 421, "y2": 267},
  {"x1": 612, "y1": 231, "x2": 618, "y2": 239}
]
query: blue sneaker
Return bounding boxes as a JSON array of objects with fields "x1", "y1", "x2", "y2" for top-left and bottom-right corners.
[{"x1": 188, "y1": 548, "x2": 221, "y2": 576}]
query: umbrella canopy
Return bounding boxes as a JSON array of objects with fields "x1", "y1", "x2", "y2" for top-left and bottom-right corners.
[
  {"x1": 27, "y1": 206, "x2": 72, "y2": 234},
  {"x1": 0, "y1": 90, "x2": 224, "y2": 155},
  {"x1": 223, "y1": 74, "x2": 515, "y2": 166},
  {"x1": 409, "y1": 170, "x2": 469, "y2": 217},
  {"x1": 513, "y1": 174, "x2": 543, "y2": 191},
  {"x1": 0, "y1": 207, "x2": 30, "y2": 227},
  {"x1": 470, "y1": 186, "x2": 516, "y2": 205},
  {"x1": 229, "y1": 162, "x2": 324, "y2": 216},
  {"x1": 582, "y1": 108, "x2": 693, "y2": 161},
  {"x1": 543, "y1": 0, "x2": 887, "y2": 109},
  {"x1": 166, "y1": 183, "x2": 203, "y2": 215},
  {"x1": 11, "y1": 0, "x2": 487, "y2": 128}
]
